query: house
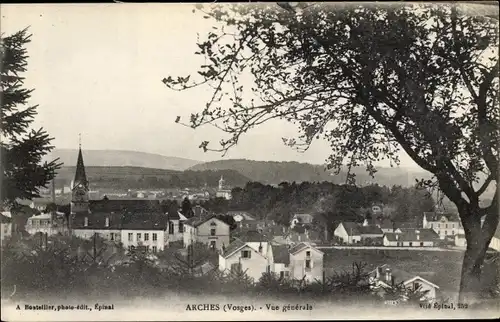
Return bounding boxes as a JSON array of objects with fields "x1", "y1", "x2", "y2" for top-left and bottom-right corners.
[
  {"x1": 167, "y1": 211, "x2": 188, "y2": 243},
  {"x1": 237, "y1": 219, "x2": 275, "y2": 232},
  {"x1": 489, "y1": 224, "x2": 500, "y2": 252},
  {"x1": 25, "y1": 211, "x2": 69, "y2": 236},
  {"x1": 383, "y1": 228, "x2": 440, "y2": 247},
  {"x1": 183, "y1": 215, "x2": 230, "y2": 251},
  {"x1": 288, "y1": 242, "x2": 324, "y2": 283},
  {"x1": 219, "y1": 237, "x2": 324, "y2": 283},
  {"x1": 290, "y1": 213, "x2": 314, "y2": 228},
  {"x1": 423, "y1": 212, "x2": 464, "y2": 240},
  {"x1": 218, "y1": 238, "x2": 270, "y2": 282},
  {"x1": 334, "y1": 222, "x2": 361, "y2": 244},
  {"x1": 120, "y1": 214, "x2": 169, "y2": 253},
  {"x1": 72, "y1": 212, "x2": 123, "y2": 242},
  {"x1": 358, "y1": 225, "x2": 384, "y2": 245},
  {"x1": 1, "y1": 211, "x2": 12, "y2": 243},
  {"x1": 455, "y1": 234, "x2": 467, "y2": 247},
  {"x1": 369, "y1": 264, "x2": 440, "y2": 301},
  {"x1": 226, "y1": 211, "x2": 255, "y2": 222}
]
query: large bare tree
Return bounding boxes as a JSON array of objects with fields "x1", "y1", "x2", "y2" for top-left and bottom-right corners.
[{"x1": 163, "y1": 3, "x2": 499, "y2": 301}]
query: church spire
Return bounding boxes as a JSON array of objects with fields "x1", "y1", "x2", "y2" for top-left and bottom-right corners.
[{"x1": 73, "y1": 135, "x2": 88, "y2": 189}]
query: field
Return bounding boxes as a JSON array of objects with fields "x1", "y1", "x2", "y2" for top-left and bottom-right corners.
[{"x1": 323, "y1": 249, "x2": 464, "y2": 293}]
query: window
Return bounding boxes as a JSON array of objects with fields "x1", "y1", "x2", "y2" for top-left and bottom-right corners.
[
  {"x1": 183, "y1": 226, "x2": 186, "y2": 233},
  {"x1": 452, "y1": 224, "x2": 455, "y2": 229},
  {"x1": 137, "y1": 233, "x2": 142, "y2": 241},
  {"x1": 409, "y1": 242, "x2": 413, "y2": 247},
  {"x1": 414, "y1": 282, "x2": 421, "y2": 291},
  {"x1": 267, "y1": 265, "x2": 271, "y2": 273},
  {"x1": 284, "y1": 264, "x2": 289, "y2": 268},
  {"x1": 153, "y1": 233, "x2": 157, "y2": 241},
  {"x1": 178, "y1": 222, "x2": 183, "y2": 233},
  {"x1": 305, "y1": 259, "x2": 311, "y2": 270},
  {"x1": 128, "y1": 233, "x2": 133, "y2": 241},
  {"x1": 445, "y1": 224, "x2": 448, "y2": 229},
  {"x1": 452, "y1": 230, "x2": 455, "y2": 235},
  {"x1": 210, "y1": 241, "x2": 216, "y2": 249},
  {"x1": 280, "y1": 271, "x2": 285, "y2": 279},
  {"x1": 306, "y1": 251, "x2": 311, "y2": 257},
  {"x1": 420, "y1": 242, "x2": 424, "y2": 247},
  {"x1": 110, "y1": 233, "x2": 114, "y2": 241},
  {"x1": 211, "y1": 228, "x2": 216, "y2": 236},
  {"x1": 231, "y1": 263, "x2": 241, "y2": 273},
  {"x1": 169, "y1": 222, "x2": 174, "y2": 234},
  {"x1": 445, "y1": 231, "x2": 447, "y2": 235},
  {"x1": 146, "y1": 246, "x2": 150, "y2": 252},
  {"x1": 145, "y1": 233, "x2": 149, "y2": 241},
  {"x1": 241, "y1": 250, "x2": 251, "y2": 258},
  {"x1": 210, "y1": 221, "x2": 217, "y2": 226},
  {"x1": 152, "y1": 246, "x2": 157, "y2": 253}
]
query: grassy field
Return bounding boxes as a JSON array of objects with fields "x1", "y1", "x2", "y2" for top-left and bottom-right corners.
[{"x1": 323, "y1": 249, "x2": 464, "y2": 292}]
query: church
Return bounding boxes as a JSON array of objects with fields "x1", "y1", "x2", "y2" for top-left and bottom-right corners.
[
  {"x1": 215, "y1": 176, "x2": 232, "y2": 200},
  {"x1": 69, "y1": 145, "x2": 184, "y2": 252}
]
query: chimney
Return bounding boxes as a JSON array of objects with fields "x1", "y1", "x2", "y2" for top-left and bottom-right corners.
[
  {"x1": 385, "y1": 268, "x2": 392, "y2": 283},
  {"x1": 258, "y1": 242, "x2": 263, "y2": 253},
  {"x1": 84, "y1": 217, "x2": 88, "y2": 227},
  {"x1": 105, "y1": 217, "x2": 109, "y2": 227}
]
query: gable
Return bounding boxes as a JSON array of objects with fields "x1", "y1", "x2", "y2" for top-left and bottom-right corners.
[
  {"x1": 403, "y1": 276, "x2": 440, "y2": 290},
  {"x1": 225, "y1": 244, "x2": 267, "y2": 259}
]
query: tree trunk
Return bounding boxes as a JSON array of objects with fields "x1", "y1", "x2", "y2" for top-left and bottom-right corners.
[{"x1": 459, "y1": 203, "x2": 498, "y2": 303}]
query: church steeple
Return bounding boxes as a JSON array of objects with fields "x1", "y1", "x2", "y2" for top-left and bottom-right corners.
[
  {"x1": 71, "y1": 135, "x2": 89, "y2": 215},
  {"x1": 73, "y1": 134, "x2": 88, "y2": 189}
]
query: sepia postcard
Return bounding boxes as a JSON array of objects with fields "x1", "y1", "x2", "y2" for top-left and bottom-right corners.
[{"x1": 0, "y1": 2, "x2": 499, "y2": 321}]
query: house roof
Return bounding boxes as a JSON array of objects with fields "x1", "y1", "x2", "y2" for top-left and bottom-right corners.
[
  {"x1": 384, "y1": 228, "x2": 439, "y2": 242},
  {"x1": 271, "y1": 245, "x2": 290, "y2": 265},
  {"x1": 72, "y1": 213, "x2": 168, "y2": 230},
  {"x1": 289, "y1": 242, "x2": 323, "y2": 255},
  {"x1": 235, "y1": 230, "x2": 268, "y2": 243},
  {"x1": 424, "y1": 212, "x2": 460, "y2": 222},
  {"x1": 339, "y1": 222, "x2": 361, "y2": 236},
  {"x1": 222, "y1": 239, "x2": 245, "y2": 257},
  {"x1": 359, "y1": 225, "x2": 383, "y2": 235},
  {"x1": 89, "y1": 199, "x2": 162, "y2": 213},
  {"x1": 183, "y1": 214, "x2": 220, "y2": 228},
  {"x1": 292, "y1": 213, "x2": 314, "y2": 224},
  {"x1": 226, "y1": 211, "x2": 255, "y2": 220}
]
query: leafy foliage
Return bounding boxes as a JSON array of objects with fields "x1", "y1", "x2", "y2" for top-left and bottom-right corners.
[
  {"x1": 163, "y1": 3, "x2": 498, "y2": 298},
  {"x1": 1, "y1": 28, "x2": 61, "y2": 207}
]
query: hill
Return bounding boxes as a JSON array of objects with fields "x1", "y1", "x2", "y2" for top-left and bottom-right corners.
[
  {"x1": 44, "y1": 149, "x2": 201, "y2": 171},
  {"x1": 54, "y1": 166, "x2": 251, "y2": 190},
  {"x1": 188, "y1": 159, "x2": 433, "y2": 187}
]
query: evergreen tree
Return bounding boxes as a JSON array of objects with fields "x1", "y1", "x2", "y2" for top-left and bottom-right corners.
[{"x1": 1, "y1": 28, "x2": 60, "y2": 208}]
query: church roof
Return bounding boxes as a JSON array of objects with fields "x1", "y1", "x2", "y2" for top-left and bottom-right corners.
[{"x1": 73, "y1": 147, "x2": 88, "y2": 189}]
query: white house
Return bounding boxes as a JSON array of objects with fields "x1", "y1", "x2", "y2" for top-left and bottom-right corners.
[
  {"x1": 423, "y1": 212, "x2": 464, "y2": 240},
  {"x1": 183, "y1": 215, "x2": 230, "y2": 251},
  {"x1": 369, "y1": 264, "x2": 440, "y2": 301},
  {"x1": 383, "y1": 229, "x2": 440, "y2": 247},
  {"x1": 25, "y1": 212, "x2": 68, "y2": 236},
  {"x1": 120, "y1": 214, "x2": 169, "y2": 253},
  {"x1": 1, "y1": 211, "x2": 12, "y2": 243},
  {"x1": 219, "y1": 236, "x2": 324, "y2": 283},
  {"x1": 288, "y1": 242, "x2": 324, "y2": 283},
  {"x1": 334, "y1": 222, "x2": 361, "y2": 244},
  {"x1": 218, "y1": 239, "x2": 270, "y2": 282}
]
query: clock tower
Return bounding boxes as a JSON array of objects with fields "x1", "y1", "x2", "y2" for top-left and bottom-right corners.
[{"x1": 71, "y1": 140, "x2": 89, "y2": 214}]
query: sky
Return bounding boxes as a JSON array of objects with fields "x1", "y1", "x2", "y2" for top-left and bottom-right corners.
[{"x1": 0, "y1": 3, "x2": 424, "y2": 167}]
